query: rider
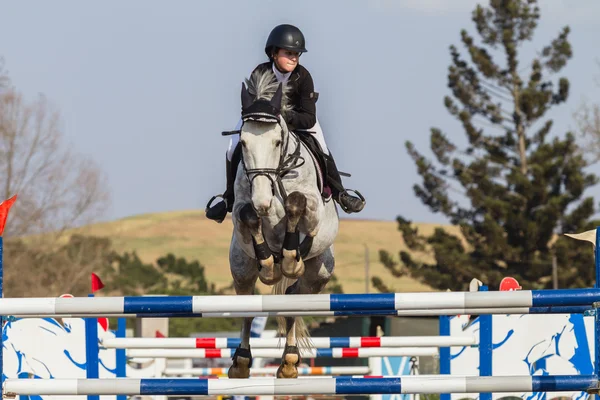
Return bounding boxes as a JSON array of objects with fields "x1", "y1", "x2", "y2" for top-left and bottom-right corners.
[{"x1": 206, "y1": 24, "x2": 365, "y2": 223}]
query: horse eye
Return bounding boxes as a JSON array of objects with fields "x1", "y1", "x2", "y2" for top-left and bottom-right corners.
[
  {"x1": 241, "y1": 140, "x2": 247, "y2": 147},
  {"x1": 274, "y1": 140, "x2": 282, "y2": 147}
]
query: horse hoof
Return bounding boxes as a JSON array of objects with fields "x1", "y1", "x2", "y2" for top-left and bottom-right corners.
[
  {"x1": 259, "y1": 262, "x2": 282, "y2": 285},
  {"x1": 228, "y1": 356, "x2": 251, "y2": 378},
  {"x1": 281, "y1": 252, "x2": 305, "y2": 279},
  {"x1": 276, "y1": 352, "x2": 300, "y2": 379}
]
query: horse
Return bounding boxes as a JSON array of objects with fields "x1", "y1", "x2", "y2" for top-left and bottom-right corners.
[{"x1": 226, "y1": 68, "x2": 339, "y2": 379}]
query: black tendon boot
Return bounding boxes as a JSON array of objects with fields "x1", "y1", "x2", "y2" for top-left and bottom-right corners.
[{"x1": 324, "y1": 152, "x2": 365, "y2": 213}]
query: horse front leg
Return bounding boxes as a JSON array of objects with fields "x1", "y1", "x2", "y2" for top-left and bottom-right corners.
[
  {"x1": 282, "y1": 191, "x2": 322, "y2": 278},
  {"x1": 239, "y1": 203, "x2": 282, "y2": 285},
  {"x1": 281, "y1": 192, "x2": 307, "y2": 278}
]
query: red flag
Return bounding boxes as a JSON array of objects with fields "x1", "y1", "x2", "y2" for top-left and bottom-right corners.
[
  {"x1": 155, "y1": 330, "x2": 165, "y2": 338},
  {"x1": 91, "y1": 273, "x2": 105, "y2": 293},
  {"x1": 0, "y1": 195, "x2": 17, "y2": 236},
  {"x1": 98, "y1": 317, "x2": 109, "y2": 331}
]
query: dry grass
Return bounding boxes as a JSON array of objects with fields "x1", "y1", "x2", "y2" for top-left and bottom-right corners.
[{"x1": 68, "y1": 211, "x2": 458, "y2": 294}]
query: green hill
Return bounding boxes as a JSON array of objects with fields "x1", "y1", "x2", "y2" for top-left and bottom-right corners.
[{"x1": 70, "y1": 211, "x2": 456, "y2": 294}]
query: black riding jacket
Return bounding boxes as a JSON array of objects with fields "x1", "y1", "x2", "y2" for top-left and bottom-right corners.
[{"x1": 252, "y1": 61, "x2": 318, "y2": 131}]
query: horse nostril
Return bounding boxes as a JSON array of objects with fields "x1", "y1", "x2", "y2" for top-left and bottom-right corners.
[{"x1": 253, "y1": 199, "x2": 272, "y2": 216}]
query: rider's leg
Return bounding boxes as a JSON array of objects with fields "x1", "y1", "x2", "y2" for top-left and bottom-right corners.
[
  {"x1": 309, "y1": 120, "x2": 365, "y2": 214},
  {"x1": 308, "y1": 120, "x2": 330, "y2": 155},
  {"x1": 227, "y1": 129, "x2": 241, "y2": 161},
  {"x1": 206, "y1": 121, "x2": 242, "y2": 223},
  {"x1": 323, "y1": 152, "x2": 365, "y2": 213}
]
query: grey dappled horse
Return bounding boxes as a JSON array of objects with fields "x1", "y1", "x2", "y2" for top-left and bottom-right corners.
[{"x1": 227, "y1": 69, "x2": 339, "y2": 379}]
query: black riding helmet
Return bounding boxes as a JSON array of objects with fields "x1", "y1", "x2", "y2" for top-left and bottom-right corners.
[{"x1": 264, "y1": 24, "x2": 307, "y2": 58}]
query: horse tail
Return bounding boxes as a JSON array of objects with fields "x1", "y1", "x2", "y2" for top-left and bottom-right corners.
[{"x1": 272, "y1": 277, "x2": 313, "y2": 350}]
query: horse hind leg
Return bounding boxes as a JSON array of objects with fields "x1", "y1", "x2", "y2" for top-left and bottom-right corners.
[
  {"x1": 228, "y1": 240, "x2": 259, "y2": 379},
  {"x1": 276, "y1": 316, "x2": 302, "y2": 379},
  {"x1": 276, "y1": 252, "x2": 334, "y2": 378},
  {"x1": 275, "y1": 280, "x2": 309, "y2": 379},
  {"x1": 239, "y1": 203, "x2": 282, "y2": 285},
  {"x1": 281, "y1": 191, "x2": 307, "y2": 279},
  {"x1": 228, "y1": 317, "x2": 253, "y2": 378},
  {"x1": 228, "y1": 279, "x2": 255, "y2": 378}
]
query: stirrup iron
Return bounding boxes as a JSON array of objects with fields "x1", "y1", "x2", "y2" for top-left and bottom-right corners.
[
  {"x1": 337, "y1": 188, "x2": 365, "y2": 213},
  {"x1": 205, "y1": 194, "x2": 228, "y2": 211}
]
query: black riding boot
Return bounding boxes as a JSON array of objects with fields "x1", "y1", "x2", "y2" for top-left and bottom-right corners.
[
  {"x1": 205, "y1": 144, "x2": 242, "y2": 222},
  {"x1": 324, "y1": 152, "x2": 365, "y2": 214},
  {"x1": 205, "y1": 157, "x2": 235, "y2": 223}
]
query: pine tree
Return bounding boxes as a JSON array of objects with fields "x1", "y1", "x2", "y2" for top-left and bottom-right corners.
[{"x1": 376, "y1": 0, "x2": 599, "y2": 291}]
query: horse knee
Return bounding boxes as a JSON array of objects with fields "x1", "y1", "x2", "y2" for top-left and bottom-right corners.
[
  {"x1": 285, "y1": 192, "x2": 307, "y2": 227},
  {"x1": 240, "y1": 203, "x2": 260, "y2": 232}
]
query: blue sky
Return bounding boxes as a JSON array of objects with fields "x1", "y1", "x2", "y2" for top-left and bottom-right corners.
[{"x1": 1, "y1": 0, "x2": 599, "y2": 225}]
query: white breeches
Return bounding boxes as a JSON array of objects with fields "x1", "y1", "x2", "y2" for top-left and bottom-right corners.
[
  {"x1": 226, "y1": 118, "x2": 330, "y2": 161},
  {"x1": 226, "y1": 119, "x2": 244, "y2": 161}
]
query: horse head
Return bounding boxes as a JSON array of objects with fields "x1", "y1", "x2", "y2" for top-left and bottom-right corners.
[{"x1": 239, "y1": 72, "x2": 292, "y2": 216}]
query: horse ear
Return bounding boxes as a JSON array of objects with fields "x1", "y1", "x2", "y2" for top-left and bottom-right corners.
[
  {"x1": 241, "y1": 82, "x2": 253, "y2": 110},
  {"x1": 270, "y1": 83, "x2": 283, "y2": 112}
]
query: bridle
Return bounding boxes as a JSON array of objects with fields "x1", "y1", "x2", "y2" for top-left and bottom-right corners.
[
  {"x1": 239, "y1": 118, "x2": 305, "y2": 203},
  {"x1": 222, "y1": 81, "x2": 306, "y2": 203}
]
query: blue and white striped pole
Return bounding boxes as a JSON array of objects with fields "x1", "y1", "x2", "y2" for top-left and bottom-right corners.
[
  {"x1": 1, "y1": 290, "x2": 600, "y2": 316},
  {"x1": 4, "y1": 305, "x2": 593, "y2": 319},
  {"x1": 3, "y1": 376, "x2": 597, "y2": 396}
]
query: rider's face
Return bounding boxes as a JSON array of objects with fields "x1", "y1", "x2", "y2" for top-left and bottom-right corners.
[{"x1": 273, "y1": 49, "x2": 300, "y2": 73}]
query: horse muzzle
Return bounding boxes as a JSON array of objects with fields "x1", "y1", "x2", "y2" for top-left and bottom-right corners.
[
  {"x1": 252, "y1": 198, "x2": 273, "y2": 216},
  {"x1": 250, "y1": 175, "x2": 275, "y2": 216}
]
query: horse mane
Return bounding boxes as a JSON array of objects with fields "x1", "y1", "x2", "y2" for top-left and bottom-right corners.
[{"x1": 245, "y1": 68, "x2": 293, "y2": 120}]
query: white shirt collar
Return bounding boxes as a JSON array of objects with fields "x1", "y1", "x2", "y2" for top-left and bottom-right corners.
[{"x1": 272, "y1": 63, "x2": 292, "y2": 84}]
